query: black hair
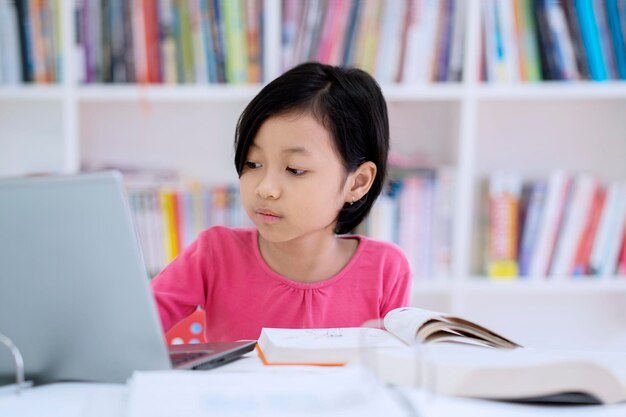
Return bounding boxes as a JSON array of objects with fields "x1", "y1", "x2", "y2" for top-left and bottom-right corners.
[{"x1": 234, "y1": 62, "x2": 389, "y2": 235}]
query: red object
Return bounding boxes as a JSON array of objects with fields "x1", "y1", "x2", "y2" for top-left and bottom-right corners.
[{"x1": 165, "y1": 309, "x2": 207, "y2": 345}]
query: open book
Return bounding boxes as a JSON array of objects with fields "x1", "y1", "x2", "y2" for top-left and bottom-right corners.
[
  {"x1": 371, "y1": 344, "x2": 626, "y2": 405},
  {"x1": 256, "y1": 307, "x2": 520, "y2": 366}
]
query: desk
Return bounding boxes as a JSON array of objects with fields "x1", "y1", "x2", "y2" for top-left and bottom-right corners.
[{"x1": 2, "y1": 352, "x2": 626, "y2": 417}]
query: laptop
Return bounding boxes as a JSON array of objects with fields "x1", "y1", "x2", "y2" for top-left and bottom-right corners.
[{"x1": 0, "y1": 171, "x2": 256, "y2": 385}]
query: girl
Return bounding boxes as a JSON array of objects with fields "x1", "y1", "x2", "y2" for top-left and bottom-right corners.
[{"x1": 151, "y1": 63, "x2": 412, "y2": 342}]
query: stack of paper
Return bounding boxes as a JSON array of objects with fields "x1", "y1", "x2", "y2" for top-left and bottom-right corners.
[{"x1": 126, "y1": 365, "x2": 407, "y2": 417}]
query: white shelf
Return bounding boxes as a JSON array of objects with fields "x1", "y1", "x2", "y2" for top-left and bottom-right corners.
[
  {"x1": 5, "y1": 83, "x2": 626, "y2": 103},
  {"x1": 76, "y1": 85, "x2": 263, "y2": 103},
  {"x1": 73, "y1": 84, "x2": 468, "y2": 103},
  {"x1": 411, "y1": 281, "x2": 453, "y2": 293},
  {"x1": 0, "y1": 86, "x2": 65, "y2": 101},
  {"x1": 381, "y1": 84, "x2": 464, "y2": 101},
  {"x1": 477, "y1": 82, "x2": 626, "y2": 100},
  {"x1": 462, "y1": 278, "x2": 626, "y2": 294}
]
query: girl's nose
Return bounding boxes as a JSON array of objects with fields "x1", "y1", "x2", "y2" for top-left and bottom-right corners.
[{"x1": 255, "y1": 174, "x2": 280, "y2": 200}]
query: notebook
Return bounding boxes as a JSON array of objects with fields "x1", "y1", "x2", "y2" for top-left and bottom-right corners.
[{"x1": 0, "y1": 171, "x2": 255, "y2": 385}]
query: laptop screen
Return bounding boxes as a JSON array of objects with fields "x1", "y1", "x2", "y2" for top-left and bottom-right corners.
[{"x1": 0, "y1": 172, "x2": 172, "y2": 384}]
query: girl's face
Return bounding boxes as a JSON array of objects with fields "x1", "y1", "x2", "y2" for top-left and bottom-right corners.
[{"x1": 239, "y1": 113, "x2": 351, "y2": 244}]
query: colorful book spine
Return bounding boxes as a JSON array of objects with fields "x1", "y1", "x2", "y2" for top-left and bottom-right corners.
[
  {"x1": 571, "y1": 186, "x2": 606, "y2": 276},
  {"x1": 221, "y1": 0, "x2": 247, "y2": 83},
  {"x1": 575, "y1": 0, "x2": 608, "y2": 80},
  {"x1": 549, "y1": 174, "x2": 596, "y2": 276},
  {"x1": 606, "y1": 0, "x2": 626, "y2": 79},
  {"x1": 529, "y1": 171, "x2": 570, "y2": 277},
  {"x1": 487, "y1": 173, "x2": 522, "y2": 278}
]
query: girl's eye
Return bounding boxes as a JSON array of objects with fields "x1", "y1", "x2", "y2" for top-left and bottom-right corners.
[
  {"x1": 244, "y1": 161, "x2": 261, "y2": 170},
  {"x1": 286, "y1": 167, "x2": 306, "y2": 176}
]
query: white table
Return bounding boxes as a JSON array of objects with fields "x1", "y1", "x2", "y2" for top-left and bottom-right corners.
[{"x1": 1, "y1": 352, "x2": 625, "y2": 417}]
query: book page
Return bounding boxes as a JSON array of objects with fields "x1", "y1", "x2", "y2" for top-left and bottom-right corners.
[
  {"x1": 259, "y1": 327, "x2": 405, "y2": 364},
  {"x1": 383, "y1": 307, "x2": 520, "y2": 348},
  {"x1": 263, "y1": 328, "x2": 403, "y2": 350},
  {"x1": 383, "y1": 307, "x2": 443, "y2": 345}
]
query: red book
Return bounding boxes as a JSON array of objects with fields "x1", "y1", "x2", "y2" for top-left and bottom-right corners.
[
  {"x1": 618, "y1": 227, "x2": 626, "y2": 276},
  {"x1": 143, "y1": 0, "x2": 161, "y2": 83},
  {"x1": 571, "y1": 187, "x2": 606, "y2": 276}
]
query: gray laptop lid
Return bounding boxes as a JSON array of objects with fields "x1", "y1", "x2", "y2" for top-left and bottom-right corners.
[{"x1": 0, "y1": 171, "x2": 172, "y2": 384}]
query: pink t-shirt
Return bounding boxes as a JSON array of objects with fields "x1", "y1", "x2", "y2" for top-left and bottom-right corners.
[{"x1": 151, "y1": 226, "x2": 411, "y2": 341}]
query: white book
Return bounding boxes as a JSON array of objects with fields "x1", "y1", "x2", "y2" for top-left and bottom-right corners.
[
  {"x1": 398, "y1": 177, "x2": 420, "y2": 275},
  {"x1": 419, "y1": 0, "x2": 440, "y2": 83},
  {"x1": 549, "y1": 174, "x2": 596, "y2": 277},
  {"x1": 595, "y1": 182, "x2": 626, "y2": 276},
  {"x1": 368, "y1": 193, "x2": 397, "y2": 243},
  {"x1": 369, "y1": 344, "x2": 626, "y2": 405},
  {"x1": 432, "y1": 166, "x2": 455, "y2": 278},
  {"x1": 529, "y1": 171, "x2": 569, "y2": 278},
  {"x1": 257, "y1": 307, "x2": 520, "y2": 366},
  {"x1": 374, "y1": 0, "x2": 405, "y2": 83}
]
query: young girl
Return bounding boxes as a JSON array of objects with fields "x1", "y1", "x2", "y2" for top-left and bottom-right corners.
[{"x1": 151, "y1": 63, "x2": 412, "y2": 342}]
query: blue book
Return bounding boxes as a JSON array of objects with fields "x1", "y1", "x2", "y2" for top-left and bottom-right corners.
[
  {"x1": 606, "y1": 0, "x2": 626, "y2": 79},
  {"x1": 200, "y1": 0, "x2": 218, "y2": 83},
  {"x1": 575, "y1": 0, "x2": 608, "y2": 80}
]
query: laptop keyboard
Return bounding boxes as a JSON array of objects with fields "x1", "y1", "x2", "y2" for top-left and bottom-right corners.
[{"x1": 170, "y1": 352, "x2": 211, "y2": 366}]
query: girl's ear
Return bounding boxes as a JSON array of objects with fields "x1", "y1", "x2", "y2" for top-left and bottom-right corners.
[{"x1": 345, "y1": 161, "x2": 377, "y2": 203}]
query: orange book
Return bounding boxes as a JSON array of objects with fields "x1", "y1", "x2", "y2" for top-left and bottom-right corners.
[
  {"x1": 244, "y1": 0, "x2": 262, "y2": 82},
  {"x1": 160, "y1": 190, "x2": 181, "y2": 262},
  {"x1": 487, "y1": 174, "x2": 522, "y2": 278},
  {"x1": 171, "y1": 190, "x2": 182, "y2": 257}
]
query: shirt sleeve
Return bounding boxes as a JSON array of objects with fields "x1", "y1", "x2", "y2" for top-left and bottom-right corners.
[
  {"x1": 379, "y1": 250, "x2": 412, "y2": 317},
  {"x1": 150, "y1": 235, "x2": 209, "y2": 333}
]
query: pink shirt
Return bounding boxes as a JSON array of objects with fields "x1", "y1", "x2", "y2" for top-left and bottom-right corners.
[{"x1": 151, "y1": 226, "x2": 411, "y2": 341}]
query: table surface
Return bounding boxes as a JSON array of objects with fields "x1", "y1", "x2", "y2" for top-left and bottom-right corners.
[{"x1": 1, "y1": 352, "x2": 625, "y2": 417}]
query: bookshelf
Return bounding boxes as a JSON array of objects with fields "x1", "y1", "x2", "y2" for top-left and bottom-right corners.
[{"x1": 1, "y1": 0, "x2": 625, "y2": 350}]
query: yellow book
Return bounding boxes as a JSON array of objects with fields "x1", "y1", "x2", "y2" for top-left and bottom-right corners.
[{"x1": 159, "y1": 190, "x2": 180, "y2": 262}]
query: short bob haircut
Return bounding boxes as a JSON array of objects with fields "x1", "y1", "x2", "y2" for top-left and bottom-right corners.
[{"x1": 234, "y1": 62, "x2": 389, "y2": 235}]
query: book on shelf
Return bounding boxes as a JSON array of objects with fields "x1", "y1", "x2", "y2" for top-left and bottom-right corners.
[
  {"x1": 256, "y1": 307, "x2": 520, "y2": 366},
  {"x1": 518, "y1": 181, "x2": 546, "y2": 276},
  {"x1": 0, "y1": 0, "x2": 61, "y2": 85},
  {"x1": 589, "y1": 181, "x2": 626, "y2": 276},
  {"x1": 115, "y1": 168, "x2": 252, "y2": 277},
  {"x1": 485, "y1": 171, "x2": 626, "y2": 279},
  {"x1": 549, "y1": 173, "x2": 597, "y2": 276},
  {"x1": 482, "y1": 0, "x2": 626, "y2": 82},
  {"x1": 73, "y1": 0, "x2": 263, "y2": 84},
  {"x1": 358, "y1": 163, "x2": 455, "y2": 280},
  {"x1": 281, "y1": 0, "x2": 465, "y2": 83},
  {"x1": 486, "y1": 172, "x2": 522, "y2": 278},
  {"x1": 370, "y1": 344, "x2": 626, "y2": 405}
]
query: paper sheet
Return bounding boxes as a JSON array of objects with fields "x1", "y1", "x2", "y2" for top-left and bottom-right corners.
[{"x1": 126, "y1": 365, "x2": 407, "y2": 417}]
